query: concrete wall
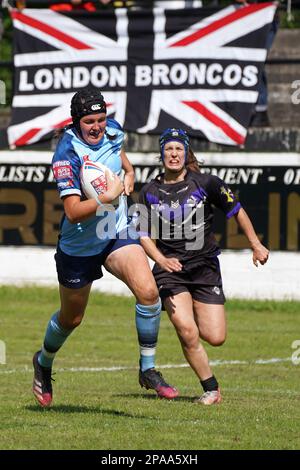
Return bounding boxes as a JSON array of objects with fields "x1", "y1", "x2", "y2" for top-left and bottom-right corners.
[
  {"x1": 0, "y1": 246, "x2": 299, "y2": 300},
  {"x1": 0, "y1": 151, "x2": 299, "y2": 300}
]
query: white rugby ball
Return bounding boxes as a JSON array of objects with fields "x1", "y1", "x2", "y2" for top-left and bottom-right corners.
[{"x1": 80, "y1": 160, "x2": 119, "y2": 207}]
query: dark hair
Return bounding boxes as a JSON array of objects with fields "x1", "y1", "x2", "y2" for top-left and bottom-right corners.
[
  {"x1": 52, "y1": 124, "x2": 73, "y2": 149},
  {"x1": 186, "y1": 147, "x2": 201, "y2": 173}
]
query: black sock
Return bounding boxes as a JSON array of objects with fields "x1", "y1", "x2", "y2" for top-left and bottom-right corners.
[{"x1": 200, "y1": 375, "x2": 219, "y2": 392}]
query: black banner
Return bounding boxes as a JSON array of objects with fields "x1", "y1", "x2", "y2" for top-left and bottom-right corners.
[
  {"x1": 8, "y1": 4, "x2": 277, "y2": 147},
  {"x1": 0, "y1": 160, "x2": 299, "y2": 250}
]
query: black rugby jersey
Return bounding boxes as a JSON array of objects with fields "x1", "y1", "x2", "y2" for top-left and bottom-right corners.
[{"x1": 138, "y1": 169, "x2": 241, "y2": 268}]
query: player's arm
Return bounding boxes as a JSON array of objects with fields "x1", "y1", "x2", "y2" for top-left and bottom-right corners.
[
  {"x1": 138, "y1": 185, "x2": 181, "y2": 272},
  {"x1": 121, "y1": 149, "x2": 134, "y2": 196},
  {"x1": 64, "y1": 171, "x2": 124, "y2": 224},
  {"x1": 234, "y1": 207, "x2": 269, "y2": 266},
  {"x1": 206, "y1": 175, "x2": 269, "y2": 267},
  {"x1": 140, "y1": 236, "x2": 182, "y2": 273}
]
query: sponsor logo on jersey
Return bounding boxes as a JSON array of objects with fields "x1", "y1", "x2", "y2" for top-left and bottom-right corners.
[
  {"x1": 53, "y1": 161, "x2": 73, "y2": 180},
  {"x1": 57, "y1": 180, "x2": 74, "y2": 189}
]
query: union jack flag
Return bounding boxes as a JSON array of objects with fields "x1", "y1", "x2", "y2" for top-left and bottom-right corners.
[{"x1": 8, "y1": 3, "x2": 277, "y2": 148}]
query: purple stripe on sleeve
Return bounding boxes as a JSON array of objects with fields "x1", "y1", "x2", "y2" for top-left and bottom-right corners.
[{"x1": 226, "y1": 202, "x2": 242, "y2": 219}]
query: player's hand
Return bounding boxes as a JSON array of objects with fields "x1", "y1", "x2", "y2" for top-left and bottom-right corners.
[
  {"x1": 123, "y1": 171, "x2": 135, "y2": 196},
  {"x1": 157, "y1": 256, "x2": 183, "y2": 273},
  {"x1": 101, "y1": 170, "x2": 124, "y2": 203},
  {"x1": 252, "y1": 242, "x2": 269, "y2": 267}
]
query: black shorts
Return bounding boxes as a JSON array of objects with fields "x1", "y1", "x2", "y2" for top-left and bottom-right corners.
[
  {"x1": 153, "y1": 257, "x2": 226, "y2": 306},
  {"x1": 55, "y1": 236, "x2": 140, "y2": 289}
]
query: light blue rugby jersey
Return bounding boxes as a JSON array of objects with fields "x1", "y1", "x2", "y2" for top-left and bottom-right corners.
[{"x1": 52, "y1": 118, "x2": 128, "y2": 256}]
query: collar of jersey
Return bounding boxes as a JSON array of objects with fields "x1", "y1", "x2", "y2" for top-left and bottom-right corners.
[{"x1": 158, "y1": 168, "x2": 190, "y2": 184}]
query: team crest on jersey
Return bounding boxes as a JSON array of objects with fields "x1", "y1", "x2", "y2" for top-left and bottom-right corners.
[
  {"x1": 171, "y1": 200, "x2": 180, "y2": 209},
  {"x1": 220, "y1": 186, "x2": 234, "y2": 203},
  {"x1": 91, "y1": 176, "x2": 107, "y2": 194}
]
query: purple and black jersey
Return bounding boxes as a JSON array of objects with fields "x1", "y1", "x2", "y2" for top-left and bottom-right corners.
[{"x1": 138, "y1": 169, "x2": 241, "y2": 269}]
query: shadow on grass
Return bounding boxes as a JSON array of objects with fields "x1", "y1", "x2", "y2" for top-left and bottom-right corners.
[
  {"x1": 26, "y1": 404, "x2": 147, "y2": 418},
  {"x1": 114, "y1": 393, "x2": 197, "y2": 403}
]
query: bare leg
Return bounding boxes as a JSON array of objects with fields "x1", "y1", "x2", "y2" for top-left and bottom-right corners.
[
  {"x1": 105, "y1": 244, "x2": 159, "y2": 304},
  {"x1": 164, "y1": 292, "x2": 213, "y2": 381},
  {"x1": 58, "y1": 283, "x2": 92, "y2": 329},
  {"x1": 192, "y1": 301, "x2": 227, "y2": 346}
]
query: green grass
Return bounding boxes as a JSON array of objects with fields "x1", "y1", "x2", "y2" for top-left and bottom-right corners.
[{"x1": 0, "y1": 286, "x2": 300, "y2": 450}]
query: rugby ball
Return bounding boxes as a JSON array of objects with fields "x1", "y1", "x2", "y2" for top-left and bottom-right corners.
[{"x1": 80, "y1": 160, "x2": 119, "y2": 207}]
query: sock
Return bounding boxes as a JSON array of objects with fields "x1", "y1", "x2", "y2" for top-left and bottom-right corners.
[
  {"x1": 38, "y1": 312, "x2": 73, "y2": 368},
  {"x1": 200, "y1": 375, "x2": 219, "y2": 392},
  {"x1": 135, "y1": 300, "x2": 161, "y2": 372}
]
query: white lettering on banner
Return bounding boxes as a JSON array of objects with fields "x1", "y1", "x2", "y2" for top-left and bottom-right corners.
[
  {"x1": 283, "y1": 169, "x2": 300, "y2": 185},
  {"x1": 0, "y1": 165, "x2": 47, "y2": 183},
  {"x1": 73, "y1": 67, "x2": 90, "y2": 88},
  {"x1": 35, "y1": 69, "x2": 53, "y2": 91},
  {"x1": 135, "y1": 63, "x2": 258, "y2": 87},
  {"x1": 53, "y1": 67, "x2": 72, "y2": 89},
  {"x1": 200, "y1": 168, "x2": 263, "y2": 185},
  {"x1": 134, "y1": 167, "x2": 160, "y2": 184},
  {"x1": 0, "y1": 165, "x2": 286, "y2": 185},
  {"x1": 19, "y1": 62, "x2": 258, "y2": 92},
  {"x1": 19, "y1": 71, "x2": 34, "y2": 92},
  {"x1": 18, "y1": 66, "x2": 127, "y2": 92}
]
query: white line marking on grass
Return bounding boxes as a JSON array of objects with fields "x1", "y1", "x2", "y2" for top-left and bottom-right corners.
[
  {"x1": 223, "y1": 387, "x2": 300, "y2": 396},
  {"x1": 0, "y1": 357, "x2": 293, "y2": 374}
]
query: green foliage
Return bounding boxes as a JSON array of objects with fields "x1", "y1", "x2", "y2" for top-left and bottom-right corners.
[
  {"x1": 280, "y1": 9, "x2": 300, "y2": 28},
  {"x1": 0, "y1": 9, "x2": 13, "y2": 106},
  {"x1": 0, "y1": 286, "x2": 300, "y2": 450}
]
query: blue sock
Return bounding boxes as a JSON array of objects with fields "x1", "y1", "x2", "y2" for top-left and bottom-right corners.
[
  {"x1": 135, "y1": 300, "x2": 161, "y2": 372},
  {"x1": 38, "y1": 312, "x2": 73, "y2": 368}
]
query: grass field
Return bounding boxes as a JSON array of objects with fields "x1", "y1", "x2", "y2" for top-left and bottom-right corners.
[{"x1": 0, "y1": 286, "x2": 299, "y2": 450}]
